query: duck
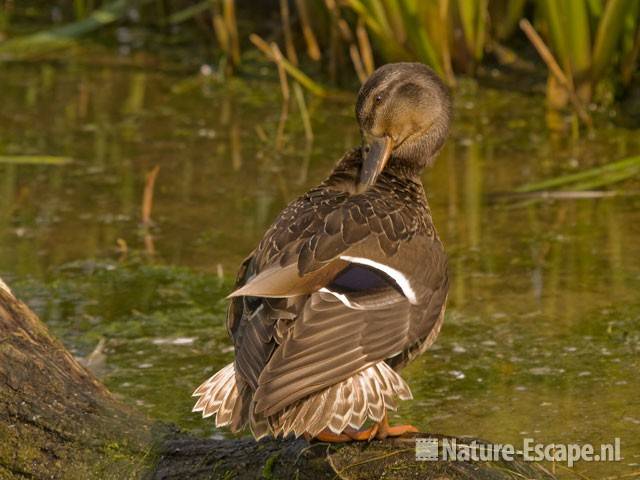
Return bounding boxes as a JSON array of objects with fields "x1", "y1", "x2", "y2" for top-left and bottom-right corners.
[{"x1": 193, "y1": 62, "x2": 451, "y2": 442}]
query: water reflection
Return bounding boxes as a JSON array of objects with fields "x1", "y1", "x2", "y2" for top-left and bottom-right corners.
[{"x1": 1, "y1": 58, "x2": 639, "y2": 477}]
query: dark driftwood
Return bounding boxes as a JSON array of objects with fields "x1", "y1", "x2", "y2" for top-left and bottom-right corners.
[
  {"x1": 0, "y1": 288, "x2": 557, "y2": 480},
  {"x1": 153, "y1": 433, "x2": 558, "y2": 480}
]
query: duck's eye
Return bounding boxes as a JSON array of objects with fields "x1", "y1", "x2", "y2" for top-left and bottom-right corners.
[{"x1": 375, "y1": 94, "x2": 383, "y2": 103}]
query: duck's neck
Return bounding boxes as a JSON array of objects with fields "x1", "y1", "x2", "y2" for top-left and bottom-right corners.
[
  {"x1": 326, "y1": 147, "x2": 429, "y2": 194},
  {"x1": 385, "y1": 156, "x2": 425, "y2": 180}
]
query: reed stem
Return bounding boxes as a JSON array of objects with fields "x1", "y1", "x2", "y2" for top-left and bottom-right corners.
[
  {"x1": 295, "y1": 0, "x2": 321, "y2": 61},
  {"x1": 519, "y1": 19, "x2": 592, "y2": 127},
  {"x1": 142, "y1": 165, "x2": 160, "y2": 227},
  {"x1": 250, "y1": 34, "x2": 329, "y2": 97},
  {"x1": 280, "y1": 0, "x2": 299, "y2": 66}
]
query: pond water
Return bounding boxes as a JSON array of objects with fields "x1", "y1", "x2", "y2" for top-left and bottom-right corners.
[{"x1": 0, "y1": 50, "x2": 639, "y2": 478}]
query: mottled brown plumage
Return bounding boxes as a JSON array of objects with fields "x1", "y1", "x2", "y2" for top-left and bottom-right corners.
[{"x1": 194, "y1": 62, "x2": 452, "y2": 440}]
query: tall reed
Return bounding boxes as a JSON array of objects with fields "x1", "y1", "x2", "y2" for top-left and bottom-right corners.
[
  {"x1": 2, "y1": 0, "x2": 637, "y2": 115},
  {"x1": 295, "y1": 0, "x2": 639, "y2": 112},
  {"x1": 526, "y1": 0, "x2": 639, "y2": 112}
]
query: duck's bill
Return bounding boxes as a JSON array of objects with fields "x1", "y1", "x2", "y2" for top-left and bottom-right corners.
[{"x1": 358, "y1": 135, "x2": 394, "y2": 192}]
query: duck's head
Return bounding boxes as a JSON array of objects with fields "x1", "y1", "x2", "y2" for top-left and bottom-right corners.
[{"x1": 355, "y1": 62, "x2": 452, "y2": 191}]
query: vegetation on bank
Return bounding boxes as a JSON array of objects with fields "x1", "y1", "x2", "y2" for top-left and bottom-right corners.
[{"x1": 1, "y1": 0, "x2": 638, "y2": 123}]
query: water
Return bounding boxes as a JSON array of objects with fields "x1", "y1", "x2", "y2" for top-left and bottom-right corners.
[{"x1": 1, "y1": 52, "x2": 639, "y2": 478}]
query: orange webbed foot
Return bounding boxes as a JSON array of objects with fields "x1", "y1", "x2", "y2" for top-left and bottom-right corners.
[
  {"x1": 307, "y1": 429, "x2": 352, "y2": 443},
  {"x1": 374, "y1": 413, "x2": 419, "y2": 439},
  {"x1": 305, "y1": 414, "x2": 418, "y2": 442},
  {"x1": 344, "y1": 424, "x2": 379, "y2": 441}
]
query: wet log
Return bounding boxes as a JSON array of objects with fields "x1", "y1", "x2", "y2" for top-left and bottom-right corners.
[
  {"x1": 0, "y1": 285, "x2": 557, "y2": 480},
  {"x1": 0, "y1": 285, "x2": 153, "y2": 479}
]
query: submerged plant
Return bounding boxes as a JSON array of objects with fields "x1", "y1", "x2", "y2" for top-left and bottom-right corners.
[{"x1": 516, "y1": 155, "x2": 640, "y2": 193}]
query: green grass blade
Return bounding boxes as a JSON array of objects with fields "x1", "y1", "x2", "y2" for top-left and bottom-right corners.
[
  {"x1": 592, "y1": 0, "x2": 633, "y2": 80},
  {"x1": 569, "y1": 166, "x2": 640, "y2": 190},
  {"x1": 455, "y1": 0, "x2": 487, "y2": 64},
  {"x1": 168, "y1": 1, "x2": 212, "y2": 25},
  {"x1": 344, "y1": 0, "x2": 411, "y2": 60},
  {"x1": 586, "y1": 0, "x2": 603, "y2": 18},
  {"x1": 621, "y1": 1, "x2": 640, "y2": 85},
  {"x1": 474, "y1": 0, "x2": 488, "y2": 61},
  {"x1": 0, "y1": 156, "x2": 73, "y2": 165},
  {"x1": 565, "y1": 0, "x2": 591, "y2": 78},
  {"x1": 397, "y1": 0, "x2": 444, "y2": 74},
  {"x1": 456, "y1": 0, "x2": 477, "y2": 56},
  {"x1": 495, "y1": 0, "x2": 527, "y2": 40},
  {"x1": 541, "y1": 0, "x2": 570, "y2": 70},
  {"x1": 345, "y1": 0, "x2": 386, "y2": 37},
  {"x1": 380, "y1": 0, "x2": 407, "y2": 43},
  {"x1": 622, "y1": 0, "x2": 640, "y2": 52},
  {"x1": 364, "y1": 0, "x2": 393, "y2": 36},
  {"x1": 515, "y1": 156, "x2": 640, "y2": 192}
]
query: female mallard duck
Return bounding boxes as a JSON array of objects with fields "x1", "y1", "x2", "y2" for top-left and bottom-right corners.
[{"x1": 193, "y1": 62, "x2": 451, "y2": 442}]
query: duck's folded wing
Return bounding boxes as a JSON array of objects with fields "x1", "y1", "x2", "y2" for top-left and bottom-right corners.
[{"x1": 253, "y1": 278, "x2": 413, "y2": 417}]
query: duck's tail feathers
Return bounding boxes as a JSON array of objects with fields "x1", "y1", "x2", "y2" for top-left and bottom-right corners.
[
  {"x1": 193, "y1": 361, "x2": 412, "y2": 439},
  {"x1": 0, "y1": 277, "x2": 12, "y2": 297},
  {"x1": 269, "y1": 361, "x2": 412, "y2": 438},
  {"x1": 192, "y1": 362, "x2": 242, "y2": 429}
]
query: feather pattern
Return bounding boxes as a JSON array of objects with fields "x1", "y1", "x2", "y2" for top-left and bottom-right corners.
[
  {"x1": 269, "y1": 361, "x2": 411, "y2": 437},
  {"x1": 192, "y1": 363, "x2": 239, "y2": 422}
]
